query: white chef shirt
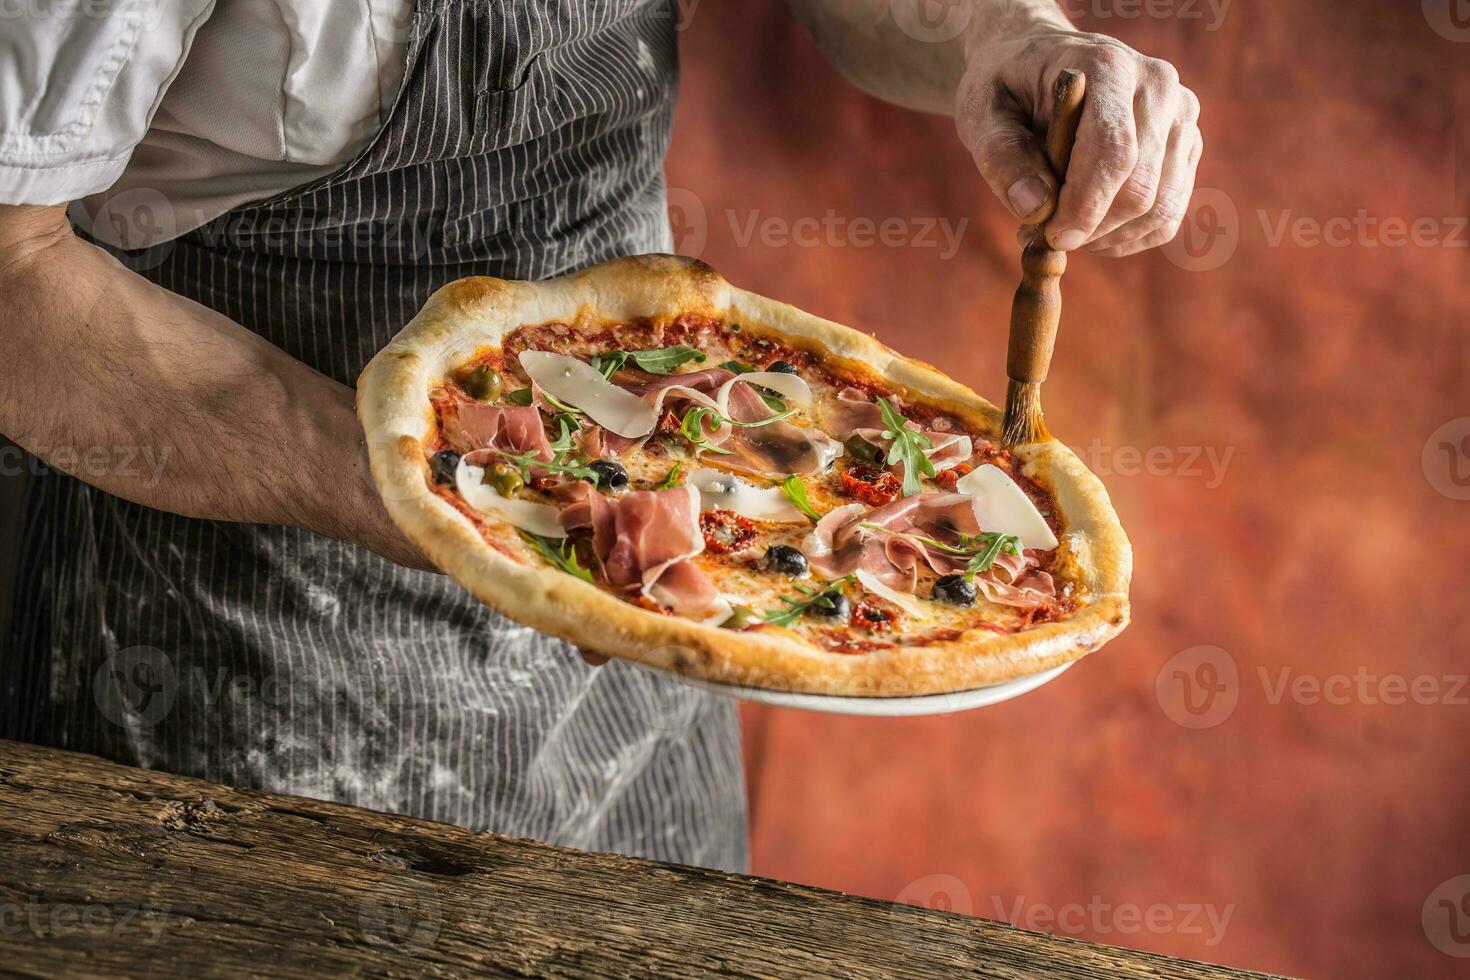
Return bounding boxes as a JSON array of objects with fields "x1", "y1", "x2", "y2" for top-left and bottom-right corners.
[{"x1": 0, "y1": 0, "x2": 412, "y2": 248}]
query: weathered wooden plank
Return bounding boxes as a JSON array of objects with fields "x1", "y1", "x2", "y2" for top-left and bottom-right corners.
[{"x1": 0, "y1": 740, "x2": 1279, "y2": 978}]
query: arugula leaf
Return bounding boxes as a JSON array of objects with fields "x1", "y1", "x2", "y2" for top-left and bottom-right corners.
[
  {"x1": 631, "y1": 345, "x2": 706, "y2": 373},
  {"x1": 677, "y1": 403, "x2": 798, "y2": 457},
  {"x1": 728, "y1": 409, "x2": 797, "y2": 428},
  {"x1": 497, "y1": 449, "x2": 599, "y2": 484},
  {"x1": 719, "y1": 359, "x2": 754, "y2": 374},
  {"x1": 547, "y1": 415, "x2": 580, "y2": 453},
  {"x1": 859, "y1": 522, "x2": 1021, "y2": 581},
  {"x1": 658, "y1": 462, "x2": 685, "y2": 489},
  {"x1": 962, "y1": 531, "x2": 1023, "y2": 579},
  {"x1": 592, "y1": 345, "x2": 706, "y2": 378},
  {"x1": 497, "y1": 416, "x2": 597, "y2": 484},
  {"x1": 877, "y1": 397, "x2": 936, "y2": 497},
  {"x1": 590, "y1": 351, "x2": 625, "y2": 379},
  {"x1": 780, "y1": 475, "x2": 823, "y2": 522},
  {"x1": 678, "y1": 406, "x2": 733, "y2": 456},
  {"x1": 539, "y1": 389, "x2": 583, "y2": 415},
  {"x1": 762, "y1": 575, "x2": 854, "y2": 627},
  {"x1": 507, "y1": 388, "x2": 534, "y2": 406},
  {"x1": 520, "y1": 532, "x2": 594, "y2": 584}
]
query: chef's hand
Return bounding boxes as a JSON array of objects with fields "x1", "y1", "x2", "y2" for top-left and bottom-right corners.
[{"x1": 956, "y1": 29, "x2": 1202, "y2": 256}]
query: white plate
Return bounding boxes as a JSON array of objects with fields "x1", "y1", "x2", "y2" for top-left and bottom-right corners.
[{"x1": 635, "y1": 661, "x2": 1074, "y2": 717}]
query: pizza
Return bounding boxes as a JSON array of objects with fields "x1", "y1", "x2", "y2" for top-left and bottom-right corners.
[{"x1": 357, "y1": 255, "x2": 1130, "y2": 697}]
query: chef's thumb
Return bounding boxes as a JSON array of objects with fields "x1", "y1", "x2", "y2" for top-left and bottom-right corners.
[{"x1": 963, "y1": 105, "x2": 1059, "y2": 225}]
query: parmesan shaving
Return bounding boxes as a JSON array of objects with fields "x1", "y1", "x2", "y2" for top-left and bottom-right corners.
[
  {"x1": 519, "y1": 350, "x2": 657, "y2": 438},
  {"x1": 688, "y1": 468, "x2": 806, "y2": 523},
  {"x1": 955, "y1": 464, "x2": 1059, "y2": 551},
  {"x1": 455, "y1": 459, "x2": 567, "y2": 538}
]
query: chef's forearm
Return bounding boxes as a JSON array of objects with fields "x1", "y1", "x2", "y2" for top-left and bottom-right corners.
[
  {"x1": 785, "y1": 0, "x2": 1073, "y2": 114},
  {"x1": 0, "y1": 204, "x2": 428, "y2": 568}
]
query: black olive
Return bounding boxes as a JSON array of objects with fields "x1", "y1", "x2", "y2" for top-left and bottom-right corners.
[
  {"x1": 766, "y1": 359, "x2": 799, "y2": 375},
  {"x1": 429, "y1": 450, "x2": 461, "y2": 485},
  {"x1": 589, "y1": 459, "x2": 629, "y2": 492},
  {"x1": 844, "y1": 434, "x2": 885, "y2": 467},
  {"x1": 761, "y1": 544, "x2": 809, "y2": 577},
  {"x1": 933, "y1": 574, "x2": 978, "y2": 606},
  {"x1": 811, "y1": 592, "x2": 850, "y2": 619}
]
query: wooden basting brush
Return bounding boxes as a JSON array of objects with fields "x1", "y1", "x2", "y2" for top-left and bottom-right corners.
[{"x1": 1002, "y1": 69, "x2": 1088, "y2": 448}]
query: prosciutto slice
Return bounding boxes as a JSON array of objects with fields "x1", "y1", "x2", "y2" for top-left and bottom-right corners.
[
  {"x1": 714, "y1": 380, "x2": 841, "y2": 478},
  {"x1": 558, "y1": 483, "x2": 723, "y2": 618},
  {"x1": 824, "y1": 388, "x2": 972, "y2": 476},
  {"x1": 575, "y1": 366, "x2": 839, "y2": 477},
  {"x1": 801, "y1": 492, "x2": 1058, "y2": 609},
  {"x1": 442, "y1": 399, "x2": 554, "y2": 461}
]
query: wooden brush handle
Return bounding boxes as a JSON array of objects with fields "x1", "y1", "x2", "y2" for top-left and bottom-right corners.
[
  {"x1": 1042, "y1": 69, "x2": 1087, "y2": 198},
  {"x1": 1008, "y1": 70, "x2": 1086, "y2": 385}
]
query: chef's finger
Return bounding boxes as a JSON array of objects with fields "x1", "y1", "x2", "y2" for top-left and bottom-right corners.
[
  {"x1": 958, "y1": 83, "x2": 1060, "y2": 223},
  {"x1": 1083, "y1": 62, "x2": 1181, "y2": 243},
  {"x1": 1087, "y1": 125, "x2": 1202, "y2": 256},
  {"x1": 1044, "y1": 54, "x2": 1141, "y2": 250}
]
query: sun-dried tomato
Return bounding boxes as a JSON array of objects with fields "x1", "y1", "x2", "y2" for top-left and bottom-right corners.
[
  {"x1": 850, "y1": 598, "x2": 901, "y2": 633},
  {"x1": 975, "y1": 444, "x2": 1012, "y2": 468},
  {"x1": 700, "y1": 510, "x2": 759, "y2": 554},
  {"x1": 839, "y1": 466, "x2": 901, "y2": 505},
  {"x1": 933, "y1": 462, "x2": 974, "y2": 492}
]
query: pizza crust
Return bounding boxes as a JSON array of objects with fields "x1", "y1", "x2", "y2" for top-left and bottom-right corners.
[{"x1": 357, "y1": 255, "x2": 1132, "y2": 696}]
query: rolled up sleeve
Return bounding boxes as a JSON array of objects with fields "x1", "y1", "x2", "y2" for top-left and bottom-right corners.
[{"x1": 0, "y1": 0, "x2": 215, "y2": 205}]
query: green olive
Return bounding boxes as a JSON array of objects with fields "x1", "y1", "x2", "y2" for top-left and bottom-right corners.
[
  {"x1": 720, "y1": 605, "x2": 758, "y2": 631},
  {"x1": 464, "y1": 365, "x2": 502, "y2": 402},
  {"x1": 844, "y1": 434, "x2": 884, "y2": 467},
  {"x1": 486, "y1": 462, "x2": 524, "y2": 498}
]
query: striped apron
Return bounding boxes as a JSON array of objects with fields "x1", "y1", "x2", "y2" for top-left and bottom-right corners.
[{"x1": 2, "y1": 0, "x2": 747, "y2": 873}]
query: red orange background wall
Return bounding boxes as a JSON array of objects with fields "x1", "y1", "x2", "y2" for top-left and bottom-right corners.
[{"x1": 667, "y1": 2, "x2": 1470, "y2": 977}]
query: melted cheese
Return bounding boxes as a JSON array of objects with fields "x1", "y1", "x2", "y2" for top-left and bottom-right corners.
[
  {"x1": 955, "y1": 464, "x2": 1059, "y2": 550},
  {"x1": 455, "y1": 459, "x2": 566, "y2": 537},
  {"x1": 688, "y1": 468, "x2": 806, "y2": 522}
]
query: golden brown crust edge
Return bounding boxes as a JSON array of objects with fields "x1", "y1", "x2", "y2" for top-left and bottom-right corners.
[{"x1": 357, "y1": 254, "x2": 1132, "y2": 697}]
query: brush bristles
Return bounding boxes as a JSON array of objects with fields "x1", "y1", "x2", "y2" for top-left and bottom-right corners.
[{"x1": 1002, "y1": 379, "x2": 1048, "y2": 447}]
